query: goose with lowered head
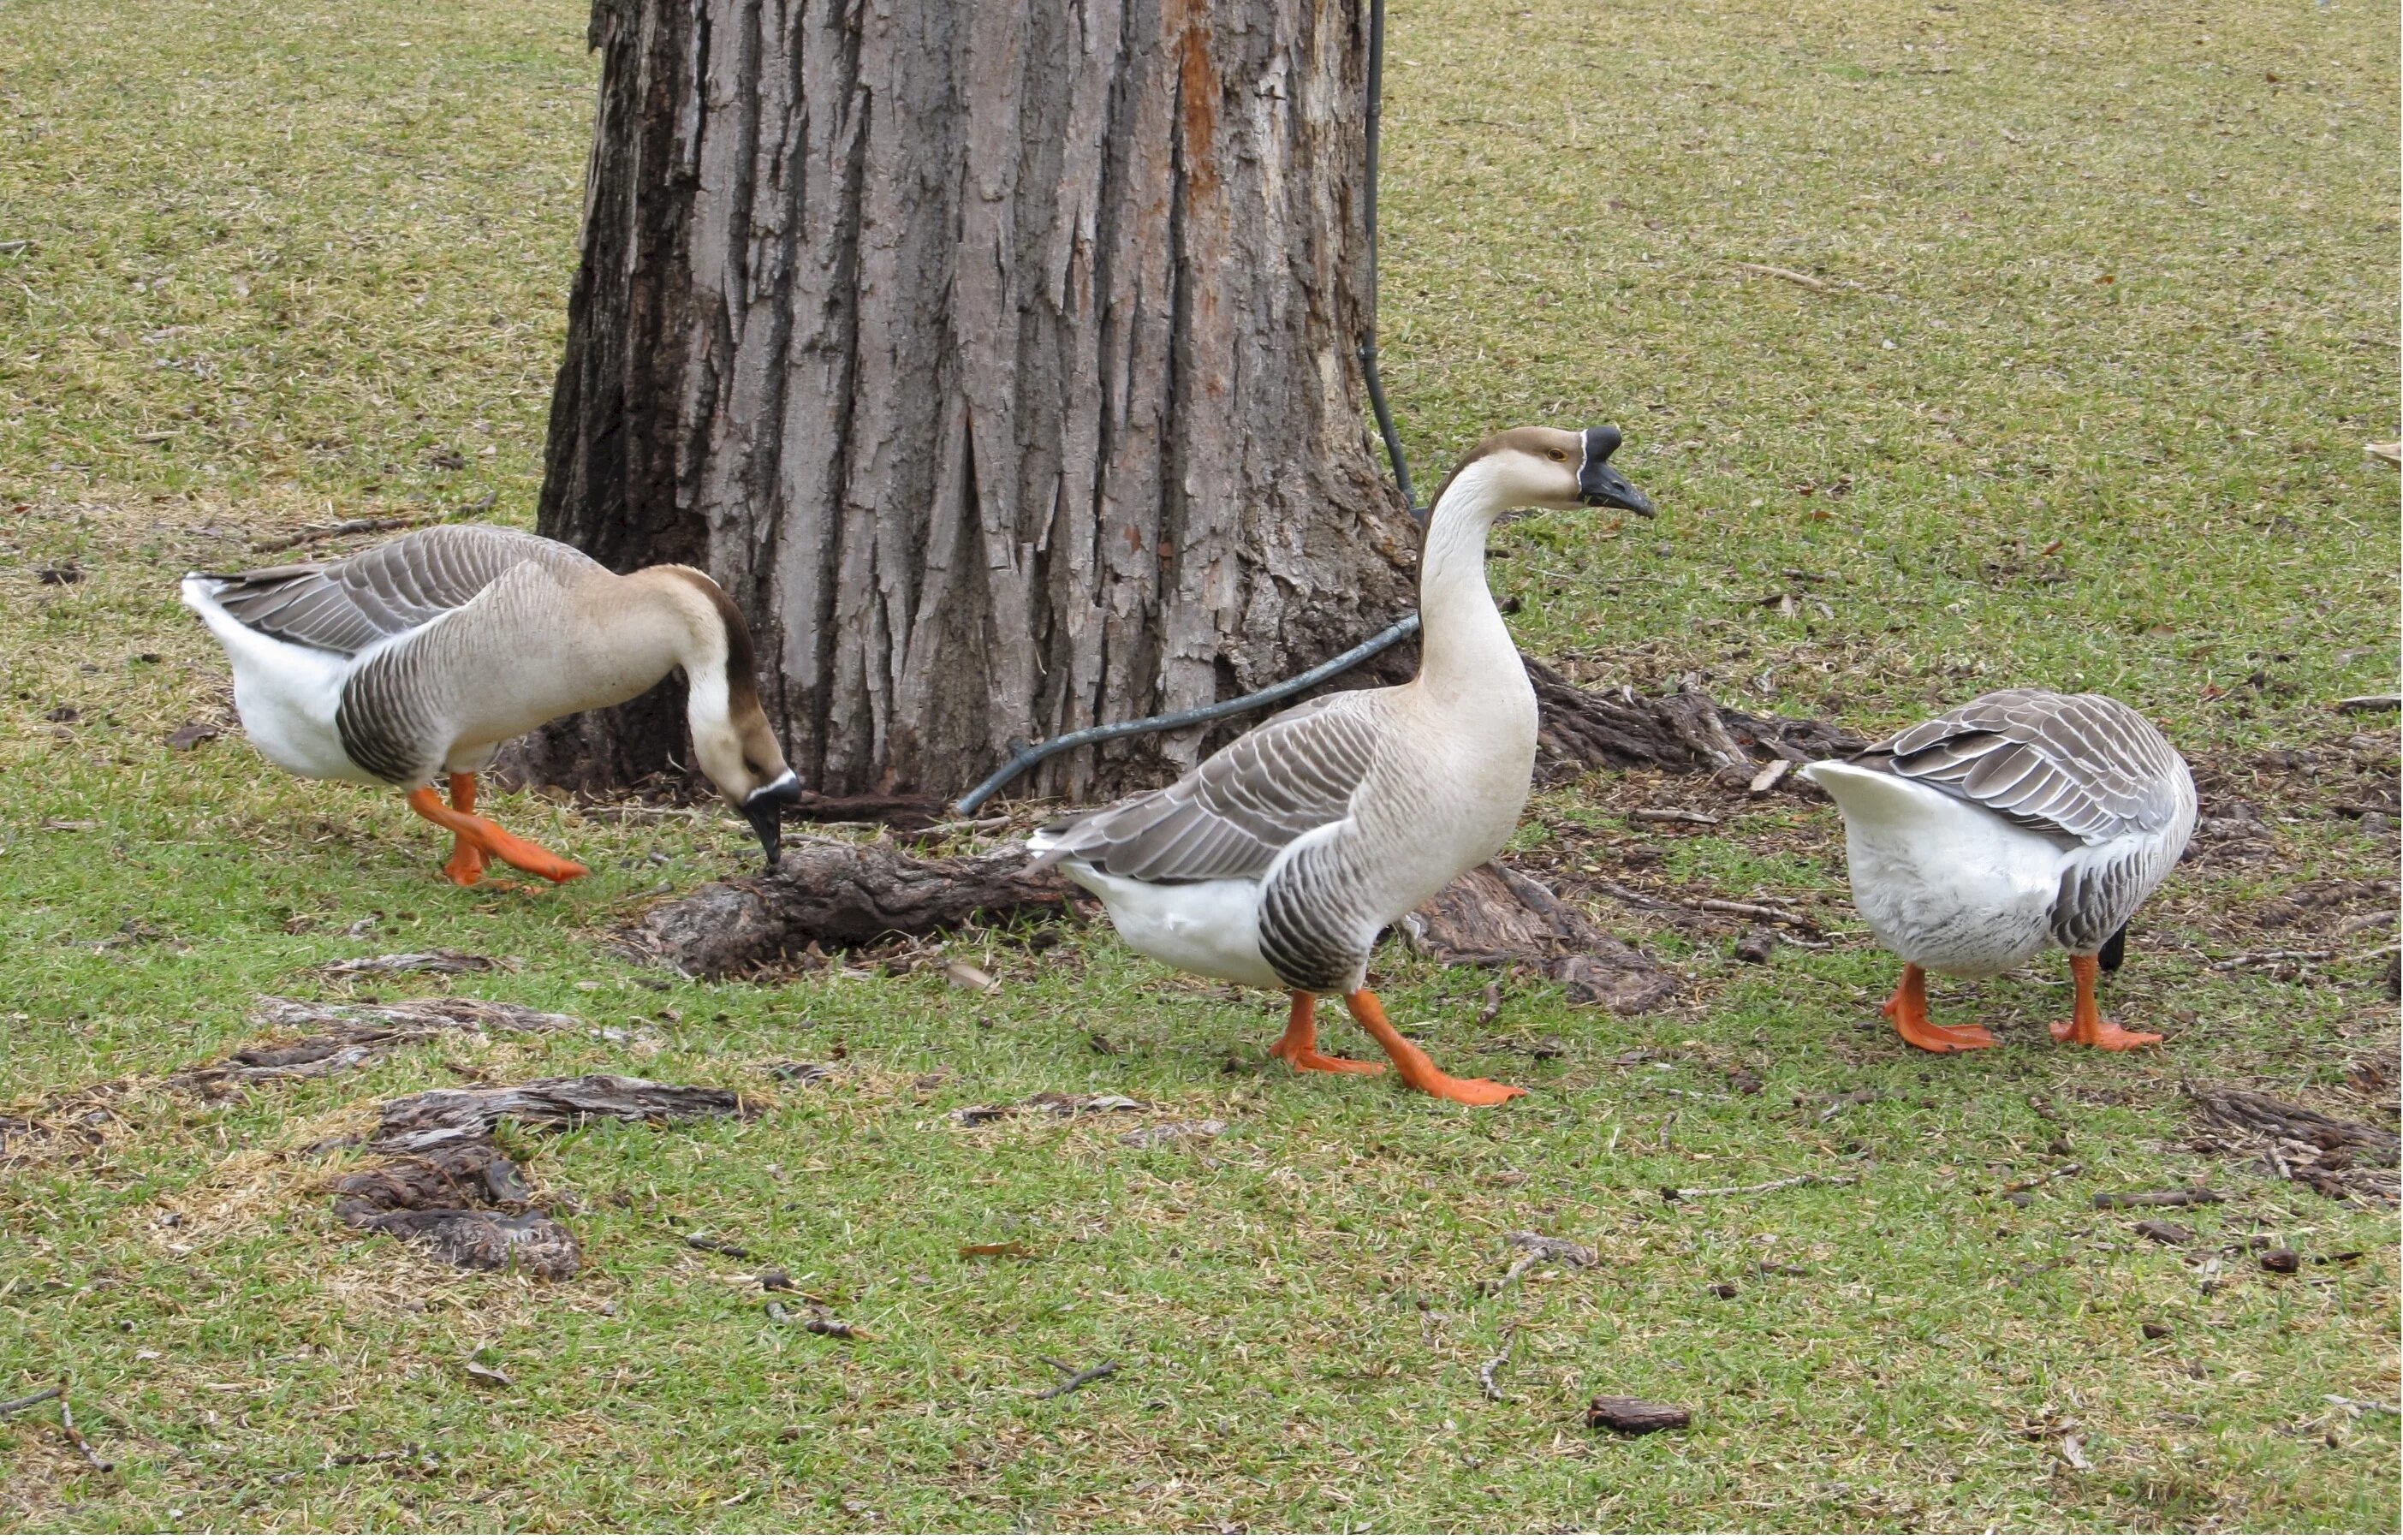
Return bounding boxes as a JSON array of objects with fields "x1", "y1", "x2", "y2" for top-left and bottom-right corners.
[
  {"x1": 1030, "y1": 425, "x2": 1656, "y2": 1104},
  {"x1": 181, "y1": 524, "x2": 803, "y2": 884},
  {"x1": 1802, "y1": 689, "x2": 2196, "y2": 1053}
]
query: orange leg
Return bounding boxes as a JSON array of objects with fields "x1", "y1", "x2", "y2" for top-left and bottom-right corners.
[
  {"x1": 1269, "y1": 991, "x2": 1385, "y2": 1075},
  {"x1": 440, "y1": 772, "x2": 488, "y2": 887},
  {"x1": 1342, "y1": 988, "x2": 1524, "y2": 1107},
  {"x1": 405, "y1": 788, "x2": 589, "y2": 885},
  {"x1": 2049, "y1": 954, "x2": 2161, "y2": 1051},
  {"x1": 1882, "y1": 964, "x2": 1996, "y2": 1053}
]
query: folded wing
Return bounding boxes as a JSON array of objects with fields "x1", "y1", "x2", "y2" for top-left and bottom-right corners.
[
  {"x1": 1868, "y1": 688, "x2": 2189, "y2": 845},
  {"x1": 1033, "y1": 693, "x2": 1384, "y2": 883},
  {"x1": 197, "y1": 525, "x2": 591, "y2": 657}
]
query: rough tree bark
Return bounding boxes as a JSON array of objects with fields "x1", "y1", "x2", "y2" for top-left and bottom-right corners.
[{"x1": 515, "y1": 0, "x2": 1418, "y2": 801}]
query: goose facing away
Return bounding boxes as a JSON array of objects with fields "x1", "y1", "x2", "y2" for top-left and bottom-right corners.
[
  {"x1": 1801, "y1": 690, "x2": 2197, "y2": 1053},
  {"x1": 1029, "y1": 425, "x2": 1656, "y2": 1105},
  {"x1": 181, "y1": 524, "x2": 803, "y2": 884}
]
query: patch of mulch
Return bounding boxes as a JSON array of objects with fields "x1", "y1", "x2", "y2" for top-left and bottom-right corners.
[
  {"x1": 0, "y1": 1084, "x2": 130, "y2": 1168},
  {"x1": 167, "y1": 996, "x2": 578, "y2": 1103},
  {"x1": 2186, "y1": 1084, "x2": 2400, "y2": 1205},
  {"x1": 330, "y1": 1075, "x2": 756, "y2": 1279}
]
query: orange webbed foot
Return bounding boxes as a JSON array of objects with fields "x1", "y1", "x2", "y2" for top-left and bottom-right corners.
[
  {"x1": 2049, "y1": 1018, "x2": 2162, "y2": 1051},
  {"x1": 406, "y1": 788, "x2": 589, "y2": 886},
  {"x1": 1410, "y1": 1073, "x2": 1527, "y2": 1108},
  {"x1": 1882, "y1": 965, "x2": 1996, "y2": 1054},
  {"x1": 2051, "y1": 954, "x2": 2158, "y2": 1050},
  {"x1": 441, "y1": 846, "x2": 489, "y2": 887},
  {"x1": 1270, "y1": 992, "x2": 1387, "y2": 1075},
  {"x1": 1340, "y1": 989, "x2": 1526, "y2": 1108}
]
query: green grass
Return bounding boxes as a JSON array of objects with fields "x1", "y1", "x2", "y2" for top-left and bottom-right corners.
[{"x1": 2, "y1": 0, "x2": 2397, "y2": 1530}]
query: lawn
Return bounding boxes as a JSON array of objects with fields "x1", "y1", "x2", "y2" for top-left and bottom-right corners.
[{"x1": 2, "y1": 0, "x2": 2397, "y2": 1530}]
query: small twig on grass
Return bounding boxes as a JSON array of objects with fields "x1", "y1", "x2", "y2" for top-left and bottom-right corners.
[
  {"x1": 1476, "y1": 1328, "x2": 1518, "y2": 1403},
  {"x1": 2326, "y1": 1394, "x2": 2401, "y2": 1418},
  {"x1": 58, "y1": 1390, "x2": 110, "y2": 1472},
  {"x1": 250, "y1": 513, "x2": 438, "y2": 553},
  {"x1": 1587, "y1": 879, "x2": 1682, "y2": 913},
  {"x1": 1631, "y1": 807, "x2": 1719, "y2": 827},
  {"x1": 2093, "y1": 1187, "x2": 2222, "y2": 1210},
  {"x1": 0, "y1": 1385, "x2": 63, "y2": 1416},
  {"x1": 1723, "y1": 259, "x2": 1831, "y2": 293},
  {"x1": 2210, "y1": 949, "x2": 2334, "y2": 971},
  {"x1": 1477, "y1": 976, "x2": 1503, "y2": 1026},
  {"x1": 2002, "y1": 1162, "x2": 2082, "y2": 1194},
  {"x1": 1035, "y1": 1358, "x2": 1119, "y2": 1400},
  {"x1": 683, "y1": 1233, "x2": 752, "y2": 1259},
  {"x1": 1693, "y1": 898, "x2": 1816, "y2": 930},
  {"x1": 1486, "y1": 1232, "x2": 1598, "y2": 1295},
  {"x1": 1662, "y1": 1173, "x2": 1858, "y2": 1202}
]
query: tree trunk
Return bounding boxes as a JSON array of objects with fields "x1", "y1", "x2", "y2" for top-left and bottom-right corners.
[{"x1": 515, "y1": 0, "x2": 1418, "y2": 801}]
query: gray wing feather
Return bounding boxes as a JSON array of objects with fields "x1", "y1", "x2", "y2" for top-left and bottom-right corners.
[
  {"x1": 199, "y1": 525, "x2": 590, "y2": 657},
  {"x1": 1873, "y1": 689, "x2": 2192, "y2": 844},
  {"x1": 1037, "y1": 693, "x2": 1383, "y2": 883}
]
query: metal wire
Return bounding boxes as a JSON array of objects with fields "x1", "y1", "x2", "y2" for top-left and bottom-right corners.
[{"x1": 953, "y1": 0, "x2": 1422, "y2": 816}]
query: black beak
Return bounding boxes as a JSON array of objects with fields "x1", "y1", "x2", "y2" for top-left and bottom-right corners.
[
  {"x1": 1578, "y1": 425, "x2": 1654, "y2": 516},
  {"x1": 741, "y1": 771, "x2": 804, "y2": 874}
]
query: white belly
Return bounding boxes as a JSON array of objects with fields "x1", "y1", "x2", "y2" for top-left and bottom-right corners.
[{"x1": 1058, "y1": 865, "x2": 1285, "y2": 991}]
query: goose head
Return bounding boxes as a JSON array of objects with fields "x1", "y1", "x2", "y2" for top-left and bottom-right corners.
[
  {"x1": 666, "y1": 570, "x2": 803, "y2": 871},
  {"x1": 1472, "y1": 425, "x2": 1655, "y2": 516}
]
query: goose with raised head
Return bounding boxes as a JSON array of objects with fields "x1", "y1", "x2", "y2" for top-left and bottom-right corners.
[
  {"x1": 1028, "y1": 426, "x2": 1656, "y2": 1105},
  {"x1": 181, "y1": 524, "x2": 803, "y2": 884},
  {"x1": 1801, "y1": 690, "x2": 2196, "y2": 1053}
]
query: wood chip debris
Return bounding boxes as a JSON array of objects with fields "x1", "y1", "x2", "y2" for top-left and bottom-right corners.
[
  {"x1": 2092, "y1": 1187, "x2": 2222, "y2": 1210},
  {"x1": 1584, "y1": 1395, "x2": 1691, "y2": 1435},
  {"x1": 1477, "y1": 1329, "x2": 1518, "y2": 1403},
  {"x1": 165, "y1": 720, "x2": 223, "y2": 751},
  {"x1": 462, "y1": 1362, "x2": 512, "y2": 1389},
  {"x1": 1630, "y1": 807, "x2": 1720, "y2": 827},
  {"x1": 766, "y1": 1301, "x2": 871, "y2": 1339},
  {"x1": 949, "y1": 1091, "x2": 1153, "y2": 1126},
  {"x1": 251, "y1": 512, "x2": 440, "y2": 553},
  {"x1": 2132, "y1": 1220, "x2": 2194, "y2": 1246},
  {"x1": 1487, "y1": 1231, "x2": 1597, "y2": 1294},
  {"x1": 1661, "y1": 1173, "x2": 1858, "y2": 1202},
  {"x1": 316, "y1": 949, "x2": 507, "y2": 978},
  {"x1": 960, "y1": 1240, "x2": 1035, "y2": 1259},
  {"x1": 943, "y1": 960, "x2": 996, "y2": 992}
]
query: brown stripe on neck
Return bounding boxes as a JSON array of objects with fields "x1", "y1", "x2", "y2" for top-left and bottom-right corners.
[{"x1": 657, "y1": 567, "x2": 765, "y2": 717}]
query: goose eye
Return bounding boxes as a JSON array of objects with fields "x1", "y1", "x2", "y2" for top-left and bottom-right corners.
[{"x1": 1547, "y1": 449, "x2": 1567, "y2": 461}]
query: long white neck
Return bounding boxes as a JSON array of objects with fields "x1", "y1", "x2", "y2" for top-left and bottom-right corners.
[{"x1": 1413, "y1": 459, "x2": 1520, "y2": 701}]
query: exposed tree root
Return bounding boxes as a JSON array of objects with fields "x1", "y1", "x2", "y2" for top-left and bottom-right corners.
[
  {"x1": 623, "y1": 839, "x2": 1078, "y2": 978},
  {"x1": 1404, "y1": 862, "x2": 1681, "y2": 1015},
  {"x1": 1526, "y1": 658, "x2": 1866, "y2": 782}
]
